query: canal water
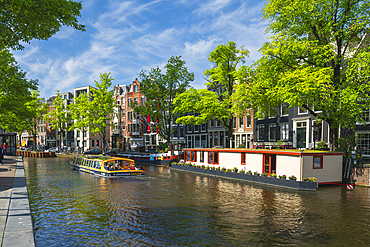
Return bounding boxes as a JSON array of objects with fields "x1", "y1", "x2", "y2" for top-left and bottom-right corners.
[{"x1": 24, "y1": 157, "x2": 370, "y2": 246}]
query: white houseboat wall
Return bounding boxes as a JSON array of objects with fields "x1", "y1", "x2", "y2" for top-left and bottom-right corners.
[{"x1": 183, "y1": 148, "x2": 343, "y2": 183}]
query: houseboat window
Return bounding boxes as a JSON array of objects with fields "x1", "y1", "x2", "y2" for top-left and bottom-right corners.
[
  {"x1": 186, "y1": 151, "x2": 191, "y2": 161},
  {"x1": 191, "y1": 151, "x2": 197, "y2": 162},
  {"x1": 313, "y1": 156, "x2": 323, "y2": 169},
  {"x1": 214, "y1": 152, "x2": 218, "y2": 164},
  {"x1": 241, "y1": 153, "x2": 246, "y2": 165},
  {"x1": 208, "y1": 152, "x2": 213, "y2": 164},
  {"x1": 200, "y1": 151, "x2": 204, "y2": 163}
]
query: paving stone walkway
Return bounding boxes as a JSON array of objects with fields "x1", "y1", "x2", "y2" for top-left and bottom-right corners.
[{"x1": 0, "y1": 156, "x2": 35, "y2": 247}]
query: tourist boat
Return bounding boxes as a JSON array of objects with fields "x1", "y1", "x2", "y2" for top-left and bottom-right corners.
[{"x1": 70, "y1": 155, "x2": 144, "y2": 177}]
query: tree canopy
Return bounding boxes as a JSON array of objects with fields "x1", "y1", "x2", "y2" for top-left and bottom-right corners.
[
  {"x1": 89, "y1": 72, "x2": 115, "y2": 151},
  {"x1": 134, "y1": 56, "x2": 194, "y2": 144},
  {"x1": 0, "y1": 0, "x2": 85, "y2": 50},
  {"x1": 233, "y1": 0, "x2": 370, "y2": 150},
  {"x1": 0, "y1": 49, "x2": 39, "y2": 131},
  {"x1": 174, "y1": 41, "x2": 249, "y2": 147}
]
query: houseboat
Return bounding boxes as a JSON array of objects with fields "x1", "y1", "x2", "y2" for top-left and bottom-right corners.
[
  {"x1": 181, "y1": 148, "x2": 344, "y2": 184},
  {"x1": 70, "y1": 155, "x2": 144, "y2": 177},
  {"x1": 108, "y1": 144, "x2": 184, "y2": 166}
]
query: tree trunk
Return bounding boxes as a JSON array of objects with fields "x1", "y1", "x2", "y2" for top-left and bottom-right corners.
[{"x1": 329, "y1": 126, "x2": 339, "y2": 151}]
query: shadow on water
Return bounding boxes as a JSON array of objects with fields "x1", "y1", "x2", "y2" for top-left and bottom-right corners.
[{"x1": 24, "y1": 157, "x2": 370, "y2": 246}]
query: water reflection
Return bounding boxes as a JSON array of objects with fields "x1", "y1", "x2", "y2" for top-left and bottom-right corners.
[{"x1": 24, "y1": 157, "x2": 370, "y2": 246}]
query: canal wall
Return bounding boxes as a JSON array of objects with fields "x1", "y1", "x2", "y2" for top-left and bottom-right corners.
[
  {"x1": 171, "y1": 164, "x2": 317, "y2": 191},
  {"x1": 2, "y1": 156, "x2": 35, "y2": 247},
  {"x1": 350, "y1": 167, "x2": 370, "y2": 187}
]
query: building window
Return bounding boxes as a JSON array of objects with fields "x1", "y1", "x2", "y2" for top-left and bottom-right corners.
[
  {"x1": 239, "y1": 117, "x2": 244, "y2": 128},
  {"x1": 298, "y1": 106, "x2": 308, "y2": 114},
  {"x1": 258, "y1": 124, "x2": 265, "y2": 141},
  {"x1": 216, "y1": 120, "x2": 221, "y2": 127},
  {"x1": 241, "y1": 153, "x2": 246, "y2": 165},
  {"x1": 208, "y1": 151, "x2": 219, "y2": 164},
  {"x1": 361, "y1": 109, "x2": 370, "y2": 123},
  {"x1": 269, "y1": 124, "x2": 276, "y2": 141},
  {"x1": 313, "y1": 156, "x2": 323, "y2": 169},
  {"x1": 187, "y1": 125, "x2": 193, "y2": 133},
  {"x1": 194, "y1": 125, "x2": 199, "y2": 132},
  {"x1": 210, "y1": 120, "x2": 215, "y2": 128},
  {"x1": 201, "y1": 124, "x2": 206, "y2": 131},
  {"x1": 281, "y1": 123, "x2": 289, "y2": 141},
  {"x1": 233, "y1": 117, "x2": 237, "y2": 129},
  {"x1": 134, "y1": 84, "x2": 139, "y2": 92},
  {"x1": 195, "y1": 136, "x2": 200, "y2": 147},
  {"x1": 92, "y1": 140, "x2": 94, "y2": 146},
  {"x1": 179, "y1": 127, "x2": 184, "y2": 138},
  {"x1": 357, "y1": 133, "x2": 370, "y2": 156},
  {"x1": 281, "y1": 103, "x2": 289, "y2": 116},
  {"x1": 246, "y1": 115, "x2": 251, "y2": 128}
]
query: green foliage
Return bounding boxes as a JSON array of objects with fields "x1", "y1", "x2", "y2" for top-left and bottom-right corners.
[
  {"x1": 233, "y1": 167, "x2": 238, "y2": 173},
  {"x1": 277, "y1": 140, "x2": 284, "y2": 149},
  {"x1": 44, "y1": 90, "x2": 71, "y2": 150},
  {"x1": 0, "y1": 50, "x2": 39, "y2": 131},
  {"x1": 0, "y1": 0, "x2": 85, "y2": 50},
  {"x1": 89, "y1": 73, "x2": 115, "y2": 151},
  {"x1": 315, "y1": 141, "x2": 328, "y2": 150},
  {"x1": 233, "y1": 0, "x2": 370, "y2": 150},
  {"x1": 134, "y1": 56, "x2": 194, "y2": 144},
  {"x1": 175, "y1": 42, "x2": 249, "y2": 145},
  {"x1": 336, "y1": 134, "x2": 357, "y2": 153},
  {"x1": 68, "y1": 91, "x2": 92, "y2": 151},
  {"x1": 157, "y1": 142, "x2": 168, "y2": 152}
]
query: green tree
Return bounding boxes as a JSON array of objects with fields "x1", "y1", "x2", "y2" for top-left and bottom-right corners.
[
  {"x1": 174, "y1": 42, "x2": 249, "y2": 147},
  {"x1": 89, "y1": 73, "x2": 115, "y2": 151},
  {"x1": 0, "y1": 49, "x2": 39, "y2": 130},
  {"x1": 3, "y1": 90, "x2": 48, "y2": 147},
  {"x1": 68, "y1": 92, "x2": 92, "y2": 153},
  {"x1": 44, "y1": 91, "x2": 71, "y2": 151},
  {"x1": 0, "y1": 0, "x2": 85, "y2": 50},
  {"x1": 233, "y1": 0, "x2": 370, "y2": 150},
  {"x1": 134, "y1": 56, "x2": 194, "y2": 144}
]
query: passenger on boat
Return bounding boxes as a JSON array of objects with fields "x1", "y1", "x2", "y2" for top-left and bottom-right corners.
[{"x1": 130, "y1": 165, "x2": 135, "y2": 170}]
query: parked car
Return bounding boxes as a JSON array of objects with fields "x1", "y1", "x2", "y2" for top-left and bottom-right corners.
[{"x1": 83, "y1": 149, "x2": 102, "y2": 155}]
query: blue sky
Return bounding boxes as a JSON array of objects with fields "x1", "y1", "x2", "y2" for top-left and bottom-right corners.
[{"x1": 13, "y1": 0, "x2": 269, "y2": 99}]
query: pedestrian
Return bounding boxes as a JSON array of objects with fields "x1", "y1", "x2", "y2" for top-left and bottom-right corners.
[{"x1": 2, "y1": 143, "x2": 7, "y2": 156}]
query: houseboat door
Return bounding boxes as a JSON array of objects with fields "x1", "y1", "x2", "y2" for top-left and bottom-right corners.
[{"x1": 263, "y1": 154, "x2": 276, "y2": 175}]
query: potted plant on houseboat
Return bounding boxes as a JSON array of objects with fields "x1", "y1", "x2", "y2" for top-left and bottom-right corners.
[
  {"x1": 254, "y1": 171, "x2": 260, "y2": 176},
  {"x1": 222, "y1": 167, "x2": 227, "y2": 172},
  {"x1": 240, "y1": 170, "x2": 245, "y2": 174},
  {"x1": 262, "y1": 173, "x2": 268, "y2": 177},
  {"x1": 270, "y1": 173, "x2": 277, "y2": 178},
  {"x1": 278, "y1": 174, "x2": 287, "y2": 180},
  {"x1": 289, "y1": 175, "x2": 297, "y2": 181},
  {"x1": 233, "y1": 167, "x2": 238, "y2": 173},
  {"x1": 247, "y1": 170, "x2": 252, "y2": 175}
]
